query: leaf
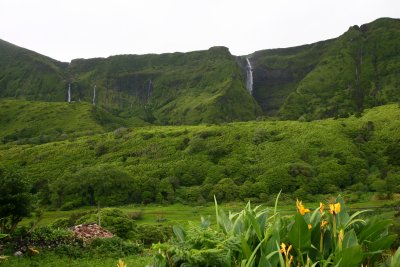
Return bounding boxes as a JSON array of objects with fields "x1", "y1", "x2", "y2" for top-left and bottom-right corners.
[
  {"x1": 391, "y1": 247, "x2": 400, "y2": 267},
  {"x1": 245, "y1": 209, "x2": 263, "y2": 241},
  {"x1": 241, "y1": 235, "x2": 252, "y2": 260},
  {"x1": 342, "y1": 229, "x2": 358, "y2": 249},
  {"x1": 274, "y1": 190, "x2": 282, "y2": 222},
  {"x1": 172, "y1": 225, "x2": 185, "y2": 243},
  {"x1": 336, "y1": 245, "x2": 362, "y2": 267},
  {"x1": 288, "y1": 213, "x2": 311, "y2": 252}
]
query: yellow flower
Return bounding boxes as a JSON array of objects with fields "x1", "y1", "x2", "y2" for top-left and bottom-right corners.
[
  {"x1": 117, "y1": 259, "x2": 127, "y2": 267},
  {"x1": 320, "y1": 220, "x2": 328, "y2": 229},
  {"x1": 280, "y1": 242, "x2": 286, "y2": 253},
  {"x1": 329, "y1": 203, "x2": 341, "y2": 215},
  {"x1": 280, "y1": 242, "x2": 292, "y2": 257},
  {"x1": 296, "y1": 199, "x2": 310, "y2": 215},
  {"x1": 319, "y1": 202, "x2": 324, "y2": 214},
  {"x1": 308, "y1": 224, "x2": 312, "y2": 230},
  {"x1": 28, "y1": 247, "x2": 39, "y2": 255}
]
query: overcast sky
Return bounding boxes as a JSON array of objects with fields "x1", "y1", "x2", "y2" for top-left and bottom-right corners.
[{"x1": 1, "y1": 0, "x2": 399, "y2": 62}]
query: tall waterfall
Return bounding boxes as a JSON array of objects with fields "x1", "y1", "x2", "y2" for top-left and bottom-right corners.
[
  {"x1": 68, "y1": 82, "x2": 71, "y2": 103},
  {"x1": 92, "y1": 85, "x2": 96, "y2": 105},
  {"x1": 245, "y1": 57, "x2": 253, "y2": 93}
]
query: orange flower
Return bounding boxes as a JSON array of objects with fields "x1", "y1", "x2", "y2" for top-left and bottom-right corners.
[
  {"x1": 320, "y1": 220, "x2": 328, "y2": 229},
  {"x1": 296, "y1": 199, "x2": 310, "y2": 215},
  {"x1": 329, "y1": 203, "x2": 341, "y2": 215},
  {"x1": 319, "y1": 202, "x2": 324, "y2": 214}
]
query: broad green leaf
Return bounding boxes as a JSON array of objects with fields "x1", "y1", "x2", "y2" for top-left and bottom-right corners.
[
  {"x1": 390, "y1": 247, "x2": 400, "y2": 267},
  {"x1": 241, "y1": 235, "x2": 252, "y2": 260},
  {"x1": 342, "y1": 229, "x2": 358, "y2": 249},
  {"x1": 246, "y1": 209, "x2": 263, "y2": 241},
  {"x1": 172, "y1": 225, "x2": 185, "y2": 243},
  {"x1": 336, "y1": 245, "x2": 362, "y2": 267},
  {"x1": 288, "y1": 213, "x2": 311, "y2": 252}
]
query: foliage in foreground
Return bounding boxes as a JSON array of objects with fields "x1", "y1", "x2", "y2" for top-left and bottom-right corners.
[{"x1": 153, "y1": 194, "x2": 399, "y2": 266}]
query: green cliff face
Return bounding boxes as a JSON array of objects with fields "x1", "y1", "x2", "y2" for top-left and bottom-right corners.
[
  {"x1": 0, "y1": 42, "x2": 261, "y2": 125},
  {"x1": 0, "y1": 17, "x2": 399, "y2": 124},
  {"x1": 250, "y1": 17, "x2": 400, "y2": 120}
]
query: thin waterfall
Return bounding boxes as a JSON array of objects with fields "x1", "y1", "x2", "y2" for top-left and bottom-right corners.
[
  {"x1": 245, "y1": 58, "x2": 253, "y2": 93},
  {"x1": 93, "y1": 85, "x2": 96, "y2": 105},
  {"x1": 68, "y1": 82, "x2": 71, "y2": 103}
]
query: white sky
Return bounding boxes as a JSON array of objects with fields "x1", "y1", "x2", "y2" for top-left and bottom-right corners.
[{"x1": 0, "y1": 0, "x2": 399, "y2": 62}]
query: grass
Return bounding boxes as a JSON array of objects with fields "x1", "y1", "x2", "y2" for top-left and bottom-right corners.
[
  {"x1": 22, "y1": 195, "x2": 399, "y2": 227},
  {"x1": 12, "y1": 195, "x2": 400, "y2": 267},
  {"x1": 2, "y1": 253, "x2": 152, "y2": 267}
]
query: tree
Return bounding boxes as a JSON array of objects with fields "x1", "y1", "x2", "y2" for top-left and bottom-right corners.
[{"x1": 0, "y1": 167, "x2": 33, "y2": 233}]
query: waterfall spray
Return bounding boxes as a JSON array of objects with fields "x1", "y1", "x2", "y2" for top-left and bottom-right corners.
[{"x1": 68, "y1": 82, "x2": 71, "y2": 103}]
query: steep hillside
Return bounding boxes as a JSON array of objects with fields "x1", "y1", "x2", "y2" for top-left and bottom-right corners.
[
  {"x1": 0, "y1": 41, "x2": 261, "y2": 124},
  {"x1": 1, "y1": 104, "x2": 399, "y2": 206},
  {"x1": 68, "y1": 46, "x2": 261, "y2": 124},
  {"x1": 249, "y1": 17, "x2": 400, "y2": 120},
  {"x1": 0, "y1": 39, "x2": 67, "y2": 100},
  {"x1": 245, "y1": 39, "x2": 334, "y2": 116},
  {"x1": 0, "y1": 99, "x2": 145, "y2": 144}
]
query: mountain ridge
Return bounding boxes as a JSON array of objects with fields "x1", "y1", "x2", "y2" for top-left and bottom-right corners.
[{"x1": 1, "y1": 17, "x2": 399, "y2": 124}]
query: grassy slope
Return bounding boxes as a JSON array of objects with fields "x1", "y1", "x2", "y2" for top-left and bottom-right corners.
[
  {"x1": 0, "y1": 99, "x2": 146, "y2": 144},
  {"x1": 0, "y1": 103, "x2": 399, "y2": 205},
  {"x1": 0, "y1": 39, "x2": 67, "y2": 101}
]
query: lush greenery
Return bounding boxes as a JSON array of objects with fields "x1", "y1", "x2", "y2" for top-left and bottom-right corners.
[
  {"x1": 277, "y1": 18, "x2": 400, "y2": 120},
  {"x1": 0, "y1": 39, "x2": 261, "y2": 125},
  {"x1": 153, "y1": 195, "x2": 400, "y2": 266},
  {"x1": 0, "y1": 167, "x2": 33, "y2": 233},
  {"x1": 1, "y1": 18, "x2": 400, "y2": 124},
  {"x1": 0, "y1": 103, "x2": 399, "y2": 207},
  {"x1": 1, "y1": 16, "x2": 400, "y2": 267}
]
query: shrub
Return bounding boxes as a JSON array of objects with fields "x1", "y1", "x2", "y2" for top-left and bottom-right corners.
[
  {"x1": 76, "y1": 208, "x2": 137, "y2": 239},
  {"x1": 134, "y1": 224, "x2": 172, "y2": 246},
  {"x1": 87, "y1": 237, "x2": 143, "y2": 257}
]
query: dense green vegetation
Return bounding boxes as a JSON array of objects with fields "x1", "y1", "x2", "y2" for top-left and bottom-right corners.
[
  {"x1": 1, "y1": 16, "x2": 400, "y2": 266},
  {"x1": 0, "y1": 99, "x2": 147, "y2": 145},
  {"x1": 277, "y1": 18, "x2": 400, "y2": 120},
  {"x1": 69, "y1": 46, "x2": 261, "y2": 124},
  {"x1": 154, "y1": 195, "x2": 400, "y2": 266},
  {"x1": 249, "y1": 17, "x2": 400, "y2": 120},
  {"x1": 0, "y1": 103, "x2": 399, "y2": 208},
  {"x1": 0, "y1": 39, "x2": 67, "y2": 101}
]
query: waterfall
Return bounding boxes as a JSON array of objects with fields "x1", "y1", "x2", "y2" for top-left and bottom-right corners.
[
  {"x1": 245, "y1": 58, "x2": 253, "y2": 93},
  {"x1": 93, "y1": 85, "x2": 96, "y2": 105},
  {"x1": 68, "y1": 82, "x2": 71, "y2": 103}
]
